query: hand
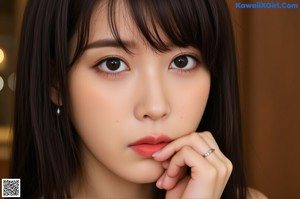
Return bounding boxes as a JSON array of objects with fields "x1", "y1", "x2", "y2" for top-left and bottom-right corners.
[{"x1": 153, "y1": 131, "x2": 233, "y2": 199}]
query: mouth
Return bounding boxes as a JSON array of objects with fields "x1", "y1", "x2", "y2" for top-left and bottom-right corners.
[{"x1": 129, "y1": 135, "x2": 171, "y2": 158}]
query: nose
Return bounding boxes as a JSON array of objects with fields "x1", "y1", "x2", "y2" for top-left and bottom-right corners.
[{"x1": 134, "y1": 72, "x2": 170, "y2": 121}]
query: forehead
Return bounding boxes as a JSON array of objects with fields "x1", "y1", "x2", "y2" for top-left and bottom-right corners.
[{"x1": 88, "y1": 1, "x2": 170, "y2": 47}]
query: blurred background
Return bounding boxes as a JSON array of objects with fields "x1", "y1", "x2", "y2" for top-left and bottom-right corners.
[
  {"x1": 0, "y1": 0, "x2": 299, "y2": 198},
  {"x1": 227, "y1": 0, "x2": 300, "y2": 198},
  {"x1": 0, "y1": 0, "x2": 26, "y2": 193}
]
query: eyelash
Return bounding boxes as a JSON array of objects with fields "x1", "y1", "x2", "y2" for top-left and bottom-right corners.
[
  {"x1": 93, "y1": 53, "x2": 202, "y2": 78},
  {"x1": 170, "y1": 54, "x2": 201, "y2": 74},
  {"x1": 93, "y1": 55, "x2": 129, "y2": 79}
]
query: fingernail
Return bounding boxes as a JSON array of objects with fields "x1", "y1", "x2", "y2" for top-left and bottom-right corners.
[
  {"x1": 152, "y1": 150, "x2": 161, "y2": 157},
  {"x1": 162, "y1": 161, "x2": 169, "y2": 169},
  {"x1": 156, "y1": 178, "x2": 162, "y2": 188},
  {"x1": 156, "y1": 173, "x2": 166, "y2": 189}
]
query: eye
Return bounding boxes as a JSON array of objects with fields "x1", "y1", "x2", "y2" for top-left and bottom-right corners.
[
  {"x1": 170, "y1": 55, "x2": 198, "y2": 71},
  {"x1": 97, "y1": 57, "x2": 128, "y2": 73}
]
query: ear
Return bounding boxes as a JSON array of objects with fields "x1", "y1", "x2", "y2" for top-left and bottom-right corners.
[{"x1": 50, "y1": 86, "x2": 62, "y2": 106}]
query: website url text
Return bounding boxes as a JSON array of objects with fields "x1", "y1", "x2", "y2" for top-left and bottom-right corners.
[{"x1": 236, "y1": 2, "x2": 298, "y2": 9}]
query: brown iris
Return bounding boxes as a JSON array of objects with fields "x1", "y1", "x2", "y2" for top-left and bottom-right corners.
[
  {"x1": 106, "y1": 58, "x2": 121, "y2": 71},
  {"x1": 174, "y1": 56, "x2": 188, "y2": 68}
]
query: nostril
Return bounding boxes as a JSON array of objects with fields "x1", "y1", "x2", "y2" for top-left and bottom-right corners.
[
  {"x1": 134, "y1": 95, "x2": 170, "y2": 121},
  {"x1": 143, "y1": 111, "x2": 168, "y2": 121}
]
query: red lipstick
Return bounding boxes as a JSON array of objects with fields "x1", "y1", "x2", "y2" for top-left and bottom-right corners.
[{"x1": 129, "y1": 135, "x2": 171, "y2": 158}]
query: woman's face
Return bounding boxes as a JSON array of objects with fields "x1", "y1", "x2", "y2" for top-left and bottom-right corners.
[{"x1": 68, "y1": 3, "x2": 211, "y2": 183}]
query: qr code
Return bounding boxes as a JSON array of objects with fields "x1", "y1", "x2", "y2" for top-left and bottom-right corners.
[{"x1": 2, "y1": 179, "x2": 20, "y2": 198}]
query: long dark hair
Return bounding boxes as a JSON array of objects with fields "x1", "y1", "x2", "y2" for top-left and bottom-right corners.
[{"x1": 10, "y1": 0, "x2": 247, "y2": 198}]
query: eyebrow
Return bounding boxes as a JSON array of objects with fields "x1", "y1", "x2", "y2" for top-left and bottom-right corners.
[{"x1": 85, "y1": 39, "x2": 135, "y2": 50}]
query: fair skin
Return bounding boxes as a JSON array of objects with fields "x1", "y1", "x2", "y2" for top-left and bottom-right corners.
[
  {"x1": 52, "y1": 2, "x2": 266, "y2": 199},
  {"x1": 66, "y1": 2, "x2": 231, "y2": 199}
]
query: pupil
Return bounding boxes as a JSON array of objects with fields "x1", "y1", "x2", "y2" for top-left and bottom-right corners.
[
  {"x1": 175, "y1": 56, "x2": 188, "y2": 68},
  {"x1": 107, "y1": 58, "x2": 120, "y2": 71}
]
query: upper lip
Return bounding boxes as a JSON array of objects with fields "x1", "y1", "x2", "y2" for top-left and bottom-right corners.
[{"x1": 129, "y1": 135, "x2": 172, "y2": 146}]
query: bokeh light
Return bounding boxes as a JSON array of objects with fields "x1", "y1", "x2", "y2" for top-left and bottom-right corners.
[
  {"x1": 0, "y1": 48, "x2": 4, "y2": 64},
  {"x1": 0, "y1": 76, "x2": 4, "y2": 91}
]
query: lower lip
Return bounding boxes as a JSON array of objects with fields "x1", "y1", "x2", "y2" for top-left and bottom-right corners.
[{"x1": 130, "y1": 143, "x2": 168, "y2": 158}]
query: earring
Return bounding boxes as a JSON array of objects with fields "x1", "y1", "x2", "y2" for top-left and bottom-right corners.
[{"x1": 57, "y1": 107, "x2": 60, "y2": 115}]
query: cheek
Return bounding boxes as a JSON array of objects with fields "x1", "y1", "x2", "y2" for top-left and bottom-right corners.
[
  {"x1": 68, "y1": 68, "x2": 128, "y2": 149},
  {"x1": 69, "y1": 76, "x2": 109, "y2": 134},
  {"x1": 69, "y1": 66, "x2": 130, "y2": 127},
  {"x1": 169, "y1": 70, "x2": 210, "y2": 134},
  {"x1": 68, "y1": 68, "x2": 133, "y2": 171}
]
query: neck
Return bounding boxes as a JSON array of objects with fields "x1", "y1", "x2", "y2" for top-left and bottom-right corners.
[{"x1": 71, "y1": 146, "x2": 157, "y2": 198}]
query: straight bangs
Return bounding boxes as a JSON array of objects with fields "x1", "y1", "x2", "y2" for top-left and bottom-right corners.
[
  {"x1": 110, "y1": 0, "x2": 218, "y2": 71},
  {"x1": 71, "y1": 0, "x2": 221, "y2": 73}
]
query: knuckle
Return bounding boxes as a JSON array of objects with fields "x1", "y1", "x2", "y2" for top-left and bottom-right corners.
[
  {"x1": 188, "y1": 133, "x2": 202, "y2": 146},
  {"x1": 190, "y1": 132, "x2": 200, "y2": 140},
  {"x1": 219, "y1": 163, "x2": 228, "y2": 176},
  {"x1": 180, "y1": 146, "x2": 191, "y2": 154},
  {"x1": 203, "y1": 131, "x2": 213, "y2": 138},
  {"x1": 207, "y1": 166, "x2": 218, "y2": 179},
  {"x1": 227, "y1": 159, "x2": 233, "y2": 173}
]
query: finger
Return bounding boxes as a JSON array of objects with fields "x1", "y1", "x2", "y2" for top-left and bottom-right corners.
[
  {"x1": 165, "y1": 146, "x2": 212, "y2": 179},
  {"x1": 200, "y1": 131, "x2": 220, "y2": 150},
  {"x1": 163, "y1": 134, "x2": 231, "y2": 199},
  {"x1": 159, "y1": 160, "x2": 187, "y2": 190},
  {"x1": 154, "y1": 132, "x2": 229, "y2": 196},
  {"x1": 199, "y1": 132, "x2": 233, "y2": 194},
  {"x1": 199, "y1": 132, "x2": 225, "y2": 162},
  {"x1": 165, "y1": 176, "x2": 190, "y2": 199},
  {"x1": 157, "y1": 160, "x2": 184, "y2": 189},
  {"x1": 153, "y1": 132, "x2": 221, "y2": 166},
  {"x1": 199, "y1": 132, "x2": 233, "y2": 196},
  {"x1": 162, "y1": 146, "x2": 217, "y2": 198},
  {"x1": 161, "y1": 166, "x2": 187, "y2": 190},
  {"x1": 156, "y1": 171, "x2": 167, "y2": 189},
  {"x1": 153, "y1": 132, "x2": 210, "y2": 161},
  {"x1": 162, "y1": 160, "x2": 170, "y2": 169},
  {"x1": 154, "y1": 132, "x2": 232, "y2": 198}
]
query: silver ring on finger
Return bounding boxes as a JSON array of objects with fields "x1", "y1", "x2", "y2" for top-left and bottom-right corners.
[{"x1": 202, "y1": 148, "x2": 215, "y2": 158}]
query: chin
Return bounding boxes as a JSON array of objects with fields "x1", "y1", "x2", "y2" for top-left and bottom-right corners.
[{"x1": 125, "y1": 159, "x2": 165, "y2": 183}]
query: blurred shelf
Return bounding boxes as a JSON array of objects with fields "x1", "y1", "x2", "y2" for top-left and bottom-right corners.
[{"x1": 0, "y1": 126, "x2": 12, "y2": 160}]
